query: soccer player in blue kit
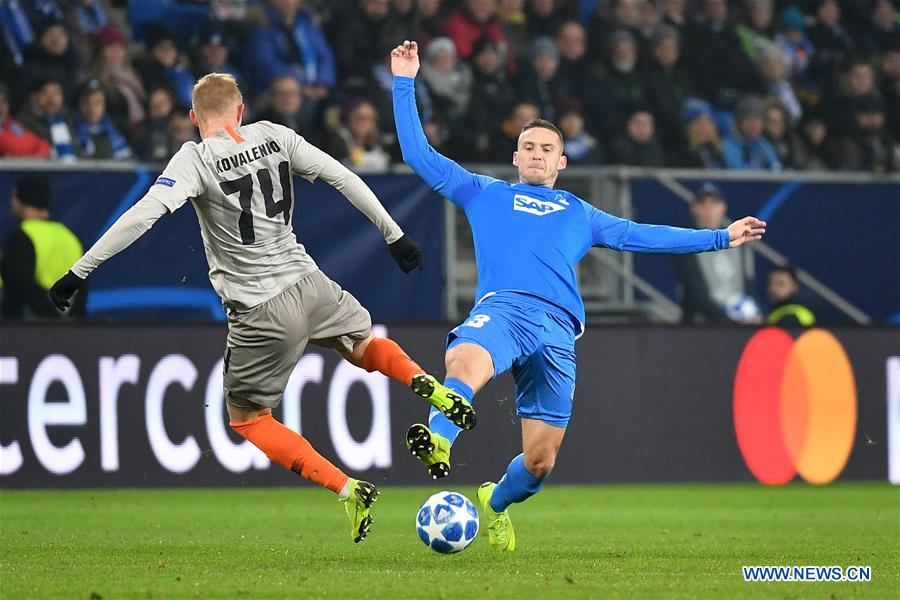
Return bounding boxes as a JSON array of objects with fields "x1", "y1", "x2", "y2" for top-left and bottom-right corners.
[{"x1": 390, "y1": 41, "x2": 767, "y2": 551}]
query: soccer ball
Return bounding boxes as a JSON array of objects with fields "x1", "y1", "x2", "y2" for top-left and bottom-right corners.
[
  {"x1": 415, "y1": 491, "x2": 479, "y2": 554},
  {"x1": 726, "y1": 294, "x2": 761, "y2": 322}
]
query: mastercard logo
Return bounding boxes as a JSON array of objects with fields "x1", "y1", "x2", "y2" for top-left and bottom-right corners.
[{"x1": 733, "y1": 328, "x2": 857, "y2": 485}]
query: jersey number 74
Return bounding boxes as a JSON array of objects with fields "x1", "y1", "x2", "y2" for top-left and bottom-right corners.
[{"x1": 219, "y1": 160, "x2": 294, "y2": 245}]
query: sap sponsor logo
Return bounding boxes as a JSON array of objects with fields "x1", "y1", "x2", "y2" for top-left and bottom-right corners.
[
  {"x1": 513, "y1": 194, "x2": 565, "y2": 216},
  {"x1": 0, "y1": 326, "x2": 392, "y2": 477},
  {"x1": 155, "y1": 176, "x2": 176, "y2": 187}
]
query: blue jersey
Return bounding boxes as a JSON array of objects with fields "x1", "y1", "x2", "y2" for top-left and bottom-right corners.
[{"x1": 393, "y1": 76, "x2": 730, "y2": 326}]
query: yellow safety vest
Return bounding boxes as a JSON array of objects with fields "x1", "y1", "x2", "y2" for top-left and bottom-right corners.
[
  {"x1": 20, "y1": 219, "x2": 84, "y2": 290},
  {"x1": 767, "y1": 304, "x2": 817, "y2": 327}
]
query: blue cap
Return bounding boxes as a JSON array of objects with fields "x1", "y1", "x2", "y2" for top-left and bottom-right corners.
[
  {"x1": 692, "y1": 182, "x2": 725, "y2": 203},
  {"x1": 780, "y1": 5, "x2": 807, "y2": 31},
  {"x1": 680, "y1": 97, "x2": 713, "y2": 125}
]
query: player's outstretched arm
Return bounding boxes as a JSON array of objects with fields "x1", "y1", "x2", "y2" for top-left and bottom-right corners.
[
  {"x1": 49, "y1": 148, "x2": 202, "y2": 311},
  {"x1": 284, "y1": 131, "x2": 423, "y2": 272},
  {"x1": 581, "y1": 201, "x2": 766, "y2": 254},
  {"x1": 49, "y1": 195, "x2": 171, "y2": 310},
  {"x1": 391, "y1": 41, "x2": 492, "y2": 209},
  {"x1": 725, "y1": 216, "x2": 767, "y2": 248}
]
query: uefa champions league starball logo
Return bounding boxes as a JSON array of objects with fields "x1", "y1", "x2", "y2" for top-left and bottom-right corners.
[{"x1": 415, "y1": 491, "x2": 479, "y2": 554}]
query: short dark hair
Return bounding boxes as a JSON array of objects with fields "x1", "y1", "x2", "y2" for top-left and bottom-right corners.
[
  {"x1": 14, "y1": 175, "x2": 51, "y2": 210},
  {"x1": 521, "y1": 118, "x2": 564, "y2": 144},
  {"x1": 769, "y1": 264, "x2": 799, "y2": 283}
]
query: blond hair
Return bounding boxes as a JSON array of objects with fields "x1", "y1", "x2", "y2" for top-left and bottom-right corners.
[{"x1": 191, "y1": 73, "x2": 243, "y2": 119}]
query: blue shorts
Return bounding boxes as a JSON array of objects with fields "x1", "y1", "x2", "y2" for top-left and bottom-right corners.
[{"x1": 447, "y1": 292, "x2": 578, "y2": 428}]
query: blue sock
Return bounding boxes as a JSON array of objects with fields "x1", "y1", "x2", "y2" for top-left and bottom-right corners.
[
  {"x1": 489, "y1": 454, "x2": 545, "y2": 513},
  {"x1": 427, "y1": 377, "x2": 474, "y2": 446}
]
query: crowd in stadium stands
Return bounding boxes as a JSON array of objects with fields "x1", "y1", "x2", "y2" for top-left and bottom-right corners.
[{"x1": 1, "y1": 0, "x2": 899, "y2": 172}]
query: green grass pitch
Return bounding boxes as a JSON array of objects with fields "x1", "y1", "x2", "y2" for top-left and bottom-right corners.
[{"x1": 1, "y1": 483, "x2": 897, "y2": 599}]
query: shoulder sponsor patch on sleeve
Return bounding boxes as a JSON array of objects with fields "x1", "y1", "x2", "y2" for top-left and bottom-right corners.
[{"x1": 155, "y1": 176, "x2": 176, "y2": 188}]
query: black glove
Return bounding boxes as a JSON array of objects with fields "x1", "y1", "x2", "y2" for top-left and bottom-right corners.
[
  {"x1": 49, "y1": 271, "x2": 85, "y2": 311},
  {"x1": 388, "y1": 235, "x2": 424, "y2": 273}
]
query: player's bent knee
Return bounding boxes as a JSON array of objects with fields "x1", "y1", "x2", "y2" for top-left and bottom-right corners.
[
  {"x1": 524, "y1": 453, "x2": 556, "y2": 478},
  {"x1": 445, "y1": 344, "x2": 493, "y2": 386},
  {"x1": 226, "y1": 403, "x2": 269, "y2": 425}
]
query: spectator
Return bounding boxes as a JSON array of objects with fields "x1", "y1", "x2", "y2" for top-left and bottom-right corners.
[
  {"x1": 736, "y1": 0, "x2": 777, "y2": 63},
  {"x1": 461, "y1": 36, "x2": 515, "y2": 160},
  {"x1": 71, "y1": 0, "x2": 109, "y2": 36},
  {"x1": 135, "y1": 24, "x2": 195, "y2": 108},
  {"x1": 329, "y1": 0, "x2": 393, "y2": 92},
  {"x1": 763, "y1": 99, "x2": 818, "y2": 170},
  {"x1": 612, "y1": 108, "x2": 665, "y2": 166},
  {"x1": 16, "y1": 78, "x2": 82, "y2": 161},
  {"x1": 515, "y1": 36, "x2": 564, "y2": 122},
  {"x1": 191, "y1": 25, "x2": 243, "y2": 85},
  {"x1": 382, "y1": 0, "x2": 422, "y2": 55},
  {"x1": 636, "y1": 0, "x2": 663, "y2": 44},
  {"x1": 167, "y1": 112, "x2": 199, "y2": 151},
  {"x1": 880, "y1": 44, "x2": 900, "y2": 139},
  {"x1": 90, "y1": 25, "x2": 146, "y2": 133},
  {"x1": 827, "y1": 59, "x2": 878, "y2": 134},
  {"x1": 588, "y1": 0, "x2": 641, "y2": 61},
  {"x1": 766, "y1": 264, "x2": 816, "y2": 326},
  {"x1": 674, "y1": 182, "x2": 758, "y2": 324},
  {"x1": 134, "y1": 86, "x2": 178, "y2": 161},
  {"x1": 526, "y1": 0, "x2": 573, "y2": 39},
  {"x1": 661, "y1": 0, "x2": 687, "y2": 33},
  {"x1": 829, "y1": 95, "x2": 898, "y2": 172},
  {"x1": 421, "y1": 37, "x2": 472, "y2": 123},
  {"x1": 775, "y1": 5, "x2": 815, "y2": 79},
  {"x1": 798, "y1": 110, "x2": 831, "y2": 169},
  {"x1": 369, "y1": 51, "x2": 434, "y2": 138},
  {"x1": 557, "y1": 99, "x2": 603, "y2": 165},
  {"x1": 723, "y1": 95, "x2": 782, "y2": 169},
  {"x1": 601, "y1": 29, "x2": 646, "y2": 136},
  {"x1": 253, "y1": 75, "x2": 316, "y2": 135},
  {"x1": 0, "y1": 0, "x2": 40, "y2": 74},
  {"x1": 323, "y1": 99, "x2": 392, "y2": 172},
  {"x1": 73, "y1": 81, "x2": 132, "y2": 159},
  {"x1": 496, "y1": 0, "x2": 528, "y2": 62},
  {"x1": 487, "y1": 100, "x2": 539, "y2": 162},
  {"x1": 1, "y1": 175, "x2": 85, "y2": 319},
  {"x1": 861, "y1": 0, "x2": 900, "y2": 56},
  {"x1": 21, "y1": 20, "x2": 81, "y2": 100},
  {"x1": 642, "y1": 24, "x2": 694, "y2": 151},
  {"x1": 555, "y1": 20, "x2": 603, "y2": 106},
  {"x1": 675, "y1": 97, "x2": 726, "y2": 168},
  {"x1": 0, "y1": 83, "x2": 51, "y2": 158},
  {"x1": 65, "y1": 0, "x2": 112, "y2": 62},
  {"x1": 807, "y1": 0, "x2": 855, "y2": 85},
  {"x1": 443, "y1": 0, "x2": 508, "y2": 63},
  {"x1": 418, "y1": 0, "x2": 450, "y2": 48},
  {"x1": 682, "y1": 0, "x2": 765, "y2": 108},
  {"x1": 247, "y1": 0, "x2": 337, "y2": 98},
  {"x1": 757, "y1": 45, "x2": 802, "y2": 122}
]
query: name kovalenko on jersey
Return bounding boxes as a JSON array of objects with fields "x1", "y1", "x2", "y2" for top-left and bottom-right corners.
[{"x1": 215, "y1": 139, "x2": 282, "y2": 174}]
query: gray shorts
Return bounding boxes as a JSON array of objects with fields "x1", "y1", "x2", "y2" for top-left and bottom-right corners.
[{"x1": 223, "y1": 269, "x2": 371, "y2": 410}]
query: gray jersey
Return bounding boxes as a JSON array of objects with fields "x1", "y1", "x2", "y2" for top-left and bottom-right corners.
[{"x1": 72, "y1": 121, "x2": 403, "y2": 309}]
